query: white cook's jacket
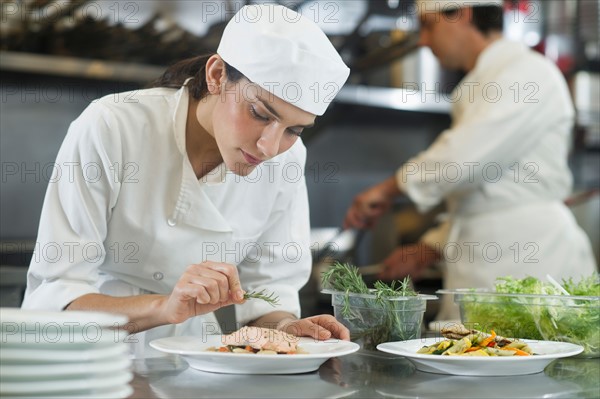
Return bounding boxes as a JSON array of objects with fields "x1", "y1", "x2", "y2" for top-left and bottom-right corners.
[
  {"x1": 22, "y1": 84, "x2": 312, "y2": 357},
  {"x1": 396, "y1": 39, "x2": 597, "y2": 320}
]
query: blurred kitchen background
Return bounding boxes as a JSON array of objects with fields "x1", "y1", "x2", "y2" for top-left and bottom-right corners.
[{"x1": 1, "y1": 0, "x2": 599, "y2": 324}]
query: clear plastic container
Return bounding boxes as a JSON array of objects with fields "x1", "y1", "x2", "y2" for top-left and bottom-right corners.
[
  {"x1": 322, "y1": 289, "x2": 437, "y2": 351},
  {"x1": 438, "y1": 289, "x2": 600, "y2": 358}
]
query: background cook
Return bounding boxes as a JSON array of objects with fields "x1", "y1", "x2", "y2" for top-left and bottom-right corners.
[{"x1": 343, "y1": 0, "x2": 597, "y2": 320}]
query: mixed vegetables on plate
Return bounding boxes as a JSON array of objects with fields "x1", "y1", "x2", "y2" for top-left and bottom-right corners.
[{"x1": 418, "y1": 324, "x2": 533, "y2": 357}]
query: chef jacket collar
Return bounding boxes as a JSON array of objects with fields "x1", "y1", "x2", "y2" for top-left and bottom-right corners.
[
  {"x1": 171, "y1": 79, "x2": 189, "y2": 157},
  {"x1": 172, "y1": 78, "x2": 227, "y2": 185},
  {"x1": 470, "y1": 38, "x2": 517, "y2": 78},
  {"x1": 169, "y1": 79, "x2": 232, "y2": 232}
]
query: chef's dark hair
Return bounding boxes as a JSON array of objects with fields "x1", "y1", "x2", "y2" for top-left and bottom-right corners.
[
  {"x1": 443, "y1": 5, "x2": 504, "y2": 35},
  {"x1": 148, "y1": 54, "x2": 245, "y2": 100}
]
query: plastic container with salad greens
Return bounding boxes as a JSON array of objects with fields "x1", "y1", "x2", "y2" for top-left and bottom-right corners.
[{"x1": 438, "y1": 274, "x2": 600, "y2": 358}]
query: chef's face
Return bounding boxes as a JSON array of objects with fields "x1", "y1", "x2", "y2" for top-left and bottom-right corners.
[
  {"x1": 418, "y1": 9, "x2": 471, "y2": 70},
  {"x1": 206, "y1": 61, "x2": 316, "y2": 177}
]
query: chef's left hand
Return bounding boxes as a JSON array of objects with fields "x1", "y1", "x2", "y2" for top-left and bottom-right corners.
[{"x1": 277, "y1": 314, "x2": 350, "y2": 341}]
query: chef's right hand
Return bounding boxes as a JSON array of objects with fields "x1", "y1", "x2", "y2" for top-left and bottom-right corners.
[
  {"x1": 344, "y1": 183, "x2": 394, "y2": 230},
  {"x1": 161, "y1": 262, "x2": 245, "y2": 325}
]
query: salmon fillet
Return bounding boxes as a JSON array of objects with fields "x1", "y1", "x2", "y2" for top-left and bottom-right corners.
[{"x1": 221, "y1": 326, "x2": 299, "y2": 353}]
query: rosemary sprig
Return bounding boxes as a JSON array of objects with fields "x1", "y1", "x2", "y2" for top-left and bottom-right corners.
[
  {"x1": 373, "y1": 278, "x2": 417, "y2": 303},
  {"x1": 243, "y1": 289, "x2": 280, "y2": 307},
  {"x1": 321, "y1": 261, "x2": 369, "y2": 294},
  {"x1": 321, "y1": 261, "x2": 369, "y2": 318}
]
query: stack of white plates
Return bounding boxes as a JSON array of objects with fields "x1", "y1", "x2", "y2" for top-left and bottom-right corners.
[{"x1": 0, "y1": 308, "x2": 133, "y2": 398}]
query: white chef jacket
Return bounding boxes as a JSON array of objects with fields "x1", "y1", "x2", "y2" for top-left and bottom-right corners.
[
  {"x1": 395, "y1": 39, "x2": 597, "y2": 320},
  {"x1": 22, "y1": 83, "x2": 312, "y2": 356}
]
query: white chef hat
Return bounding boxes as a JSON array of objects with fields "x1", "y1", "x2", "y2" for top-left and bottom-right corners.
[
  {"x1": 416, "y1": 0, "x2": 504, "y2": 15},
  {"x1": 217, "y1": 4, "x2": 350, "y2": 116}
]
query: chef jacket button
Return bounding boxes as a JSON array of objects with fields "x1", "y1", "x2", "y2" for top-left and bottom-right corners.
[
  {"x1": 167, "y1": 217, "x2": 177, "y2": 227},
  {"x1": 153, "y1": 272, "x2": 164, "y2": 281}
]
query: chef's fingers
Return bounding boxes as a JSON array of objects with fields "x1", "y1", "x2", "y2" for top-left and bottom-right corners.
[
  {"x1": 173, "y1": 281, "x2": 212, "y2": 304},
  {"x1": 303, "y1": 315, "x2": 350, "y2": 341},
  {"x1": 313, "y1": 315, "x2": 351, "y2": 341},
  {"x1": 190, "y1": 281, "x2": 236, "y2": 306},
  {"x1": 185, "y1": 265, "x2": 230, "y2": 304},
  {"x1": 202, "y1": 262, "x2": 245, "y2": 302},
  {"x1": 187, "y1": 262, "x2": 244, "y2": 303},
  {"x1": 284, "y1": 319, "x2": 327, "y2": 340}
]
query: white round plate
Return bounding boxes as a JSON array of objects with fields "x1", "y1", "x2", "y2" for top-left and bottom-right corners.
[
  {"x1": 0, "y1": 357, "x2": 131, "y2": 379},
  {"x1": 377, "y1": 338, "x2": 583, "y2": 376},
  {"x1": 0, "y1": 342, "x2": 129, "y2": 363},
  {"x1": 0, "y1": 308, "x2": 128, "y2": 328},
  {"x1": 1, "y1": 384, "x2": 134, "y2": 399},
  {"x1": 0, "y1": 370, "x2": 132, "y2": 395},
  {"x1": 1, "y1": 328, "x2": 128, "y2": 348},
  {"x1": 74, "y1": 384, "x2": 133, "y2": 399},
  {"x1": 150, "y1": 335, "x2": 360, "y2": 374}
]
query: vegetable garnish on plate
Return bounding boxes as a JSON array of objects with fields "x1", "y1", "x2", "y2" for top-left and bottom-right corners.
[
  {"x1": 418, "y1": 324, "x2": 534, "y2": 357},
  {"x1": 207, "y1": 327, "x2": 307, "y2": 355}
]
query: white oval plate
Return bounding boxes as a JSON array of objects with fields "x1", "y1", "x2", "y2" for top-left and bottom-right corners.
[
  {"x1": 1, "y1": 328, "x2": 128, "y2": 348},
  {"x1": 0, "y1": 384, "x2": 133, "y2": 399},
  {"x1": 0, "y1": 308, "x2": 128, "y2": 329},
  {"x1": 0, "y1": 342, "x2": 129, "y2": 363},
  {"x1": 377, "y1": 338, "x2": 583, "y2": 376},
  {"x1": 0, "y1": 357, "x2": 131, "y2": 379},
  {"x1": 0, "y1": 371, "x2": 132, "y2": 395},
  {"x1": 150, "y1": 335, "x2": 360, "y2": 374}
]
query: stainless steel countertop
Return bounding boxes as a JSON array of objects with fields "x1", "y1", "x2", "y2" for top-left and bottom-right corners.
[{"x1": 129, "y1": 351, "x2": 600, "y2": 398}]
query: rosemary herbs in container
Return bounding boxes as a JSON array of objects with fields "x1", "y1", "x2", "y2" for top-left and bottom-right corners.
[{"x1": 321, "y1": 262, "x2": 437, "y2": 350}]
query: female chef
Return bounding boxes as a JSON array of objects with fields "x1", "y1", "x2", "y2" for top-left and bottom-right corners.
[{"x1": 22, "y1": 4, "x2": 351, "y2": 356}]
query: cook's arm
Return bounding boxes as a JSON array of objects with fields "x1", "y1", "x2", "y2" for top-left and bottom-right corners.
[
  {"x1": 22, "y1": 103, "x2": 171, "y2": 332},
  {"x1": 66, "y1": 293, "x2": 168, "y2": 332},
  {"x1": 67, "y1": 262, "x2": 245, "y2": 333},
  {"x1": 22, "y1": 102, "x2": 121, "y2": 312}
]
